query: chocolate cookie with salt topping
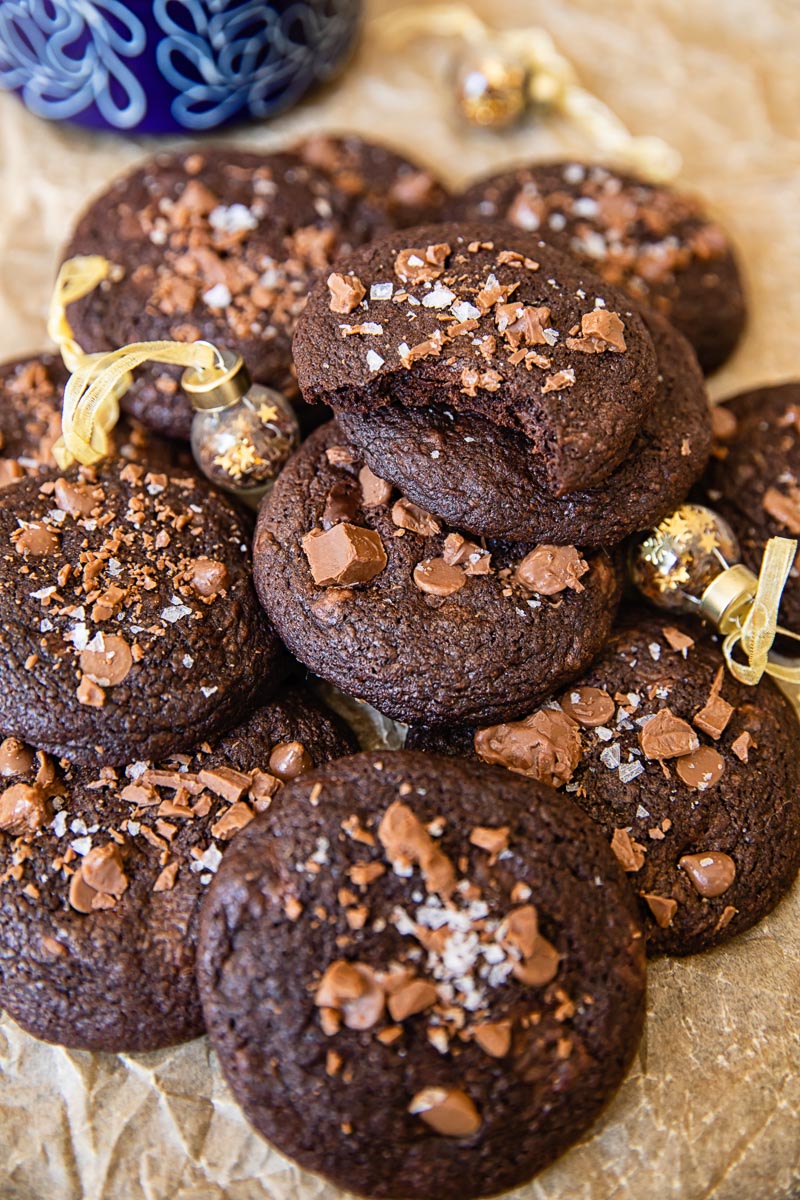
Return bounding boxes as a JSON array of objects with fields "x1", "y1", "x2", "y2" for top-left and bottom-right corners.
[
  {"x1": 338, "y1": 309, "x2": 711, "y2": 545},
  {"x1": 0, "y1": 686, "x2": 356, "y2": 1051},
  {"x1": 63, "y1": 145, "x2": 449, "y2": 440},
  {"x1": 0, "y1": 353, "x2": 193, "y2": 491},
  {"x1": 293, "y1": 223, "x2": 659, "y2": 496},
  {"x1": 409, "y1": 615, "x2": 800, "y2": 956},
  {"x1": 450, "y1": 161, "x2": 746, "y2": 374},
  {"x1": 293, "y1": 133, "x2": 450, "y2": 243},
  {"x1": 198, "y1": 750, "x2": 646, "y2": 1200},
  {"x1": 0, "y1": 457, "x2": 285, "y2": 767},
  {"x1": 704, "y1": 382, "x2": 800, "y2": 629},
  {"x1": 253, "y1": 421, "x2": 623, "y2": 728}
]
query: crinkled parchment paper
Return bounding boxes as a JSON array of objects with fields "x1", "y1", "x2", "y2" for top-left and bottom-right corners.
[{"x1": 0, "y1": 2, "x2": 799, "y2": 1197}]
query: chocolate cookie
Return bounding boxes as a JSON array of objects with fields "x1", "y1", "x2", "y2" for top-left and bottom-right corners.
[
  {"x1": 0, "y1": 458, "x2": 284, "y2": 766},
  {"x1": 338, "y1": 309, "x2": 711, "y2": 545},
  {"x1": 293, "y1": 133, "x2": 450, "y2": 243},
  {"x1": 0, "y1": 686, "x2": 356, "y2": 1051},
  {"x1": 704, "y1": 382, "x2": 800, "y2": 629},
  {"x1": 253, "y1": 421, "x2": 623, "y2": 728},
  {"x1": 63, "y1": 145, "x2": 448, "y2": 439},
  {"x1": 409, "y1": 615, "x2": 800, "y2": 956},
  {"x1": 198, "y1": 751, "x2": 646, "y2": 1200},
  {"x1": 0, "y1": 353, "x2": 192, "y2": 490},
  {"x1": 450, "y1": 161, "x2": 746, "y2": 374},
  {"x1": 293, "y1": 223, "x2": 659, "y2": 496}
]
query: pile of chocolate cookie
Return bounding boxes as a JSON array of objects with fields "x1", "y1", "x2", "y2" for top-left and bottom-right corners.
[{"x1": 0, "y1": 139, "x2": 797, "y2": 1200}]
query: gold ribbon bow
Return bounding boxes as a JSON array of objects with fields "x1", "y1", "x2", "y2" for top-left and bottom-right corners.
[
  {"x1": 373, "y1": 4, "x2": 681, "y2": 182},
  {"x1": 714, "y1": 537, "x2": 800, "y2": 686},
  {"x1": 48, "y1": 255, "x2": 220, "y2": 470}
]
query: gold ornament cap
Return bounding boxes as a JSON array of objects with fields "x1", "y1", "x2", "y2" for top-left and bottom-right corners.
[{"x1": 182, "y1": 346, "x2": 251, "y2": 412}]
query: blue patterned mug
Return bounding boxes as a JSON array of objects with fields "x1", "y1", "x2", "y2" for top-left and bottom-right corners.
[{"x1": 0, "y1": 0, "x2": 361, "y2": 134}]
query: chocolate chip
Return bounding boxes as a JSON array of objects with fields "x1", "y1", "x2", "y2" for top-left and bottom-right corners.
[
  {"x1": 412, "y1": 557, "x2": 466, "y2": 596},
  {"x1": 679, "y1": 851, "x2": 736, "y2": 897},
  {"x1": 14, "y1": 521, "x2": 59, "y2": 556},
  {"x1": 0, "y1": 737, "x2": 34, "y2": 777},
  {"x1": 269, "y1": 741, "x2": 313, "y2": 781},
  {"x1": 675, "y1": 744, "x2": 725, "y2": 790},
  {"x1": 79, "y1": 634, "x2": 133, "y2": 687},
  {"x1": 187, "y1": 557, "x2": 229, "y2": 597},
  {"x1": 560, "y1": 686, "x2": 615, "y2": 727}
]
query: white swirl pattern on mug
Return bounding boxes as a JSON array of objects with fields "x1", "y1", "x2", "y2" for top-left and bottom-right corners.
[
  {"x1": 153, "y1": 0, "x2": 358, "y2": 130},
  {"x1": 0, "y1": 0, "x2": 147, "y2": 128}
]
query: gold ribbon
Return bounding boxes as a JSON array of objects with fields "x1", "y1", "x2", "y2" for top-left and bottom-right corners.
[
  {"x1": 48, "y1": 255, "x2": 119, "y2": 372},
  {"x1": 54, "y1": 340, "x2": 220, "y2": 470},
  {"x1": 373, "y1": 5, "x2": 681, "y2": 182},
  {"x1": 717, "y1": 537, "x2": 800, "y2": 686},
  {"x1": 48, "y1": 255, "x2": 220, "y2": 470}
]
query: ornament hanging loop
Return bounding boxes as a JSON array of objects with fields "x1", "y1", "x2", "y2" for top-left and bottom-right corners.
[{"x1": 182, "y1": 345, "x2": 251, "y2": 412}]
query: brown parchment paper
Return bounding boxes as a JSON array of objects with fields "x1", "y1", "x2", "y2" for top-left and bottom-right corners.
[{"x1": 0, "y1": 2, "x2": 799, "y2": 1197}]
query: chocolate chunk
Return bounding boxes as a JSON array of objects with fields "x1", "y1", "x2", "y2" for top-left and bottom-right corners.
[
  {"x1": 515, "y1": 545, "x2": 588, "y2": 595},
  {"x1": 472, "y1": 1021, "x2": 512, "y2": 1058},
  {"x1": 302, "y1": 523, "x2": 387, "y2": 587},
  {"x1": 387, "y1": 979, "x2": 438, "y2": 1021},
  {"x1": 327, "y1": 273, "x2": 366, "y2": 314},
  {"x1": 378, "y1": 800, "x2": 456, "y2": 899},
  {"x1": 198, "y1": 766, "x2": 252, "y2": 803},
  {"x1": 358, "y1": 465, "x2": 392, "y2": 508},
  {"x1": 474, "y1": 709, "x2": 582, "y2": 788},
  {"x1": 315, "y1": 960, "x2": 385, "y2": 1030},
  {"x1": 391, "y1": 498, "x2": 441, "y2": 536},
  {"x1": 693, "y1": 693, "x2": 734, "y2": 740},
  {"x1": 81, "y1": 843, "x2": 129, "y2": 897},
  {"x1": 0, "y1": 783, "x2": 50, "y2": 835},
  {"x1": 408, "y1": 1087, "x2": 481, "y2": 1137},
  {"x1": 679, "y1": 851, "x2": 736, "y2": 897},
  {"x1": 610, "y1": 828, "x2": 646, "y2": 873},
  {"x1": 639, "y1": 707, "x2": 699, "y2": 760},
  {"x1": 322, "y1": 482, "x2": 360, "y2": 528},
  {"x1": 54, "y1": 478, "x2": 96, "y2": 517},
  {"x1": 642, "y1": 893, "x2": 678, "y2": 928}
]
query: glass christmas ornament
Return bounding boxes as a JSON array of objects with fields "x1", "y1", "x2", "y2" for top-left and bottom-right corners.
[
  {"x1": 630, "y1": 504, "x2": 742, "y2": 614},
  {"x1": 182, "y1": 347, "x2": 299, "y2": 507},
  {"x1": 455, "y1": 48, "x2": 528, "y2": 128}
]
